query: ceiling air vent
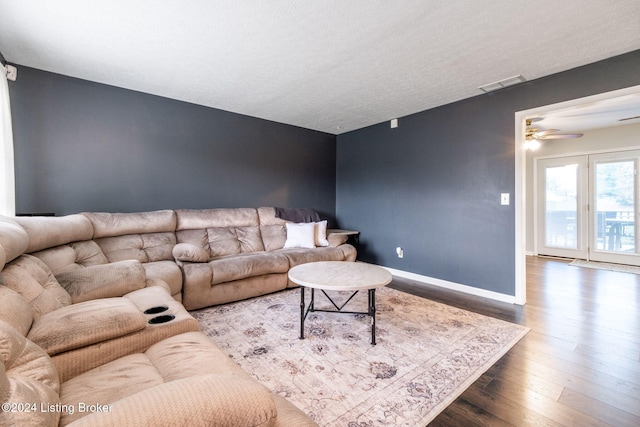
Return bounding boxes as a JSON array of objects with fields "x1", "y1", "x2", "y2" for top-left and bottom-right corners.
[{"x1": 479, "y1": 75, "x2": 526, "y2": 93}]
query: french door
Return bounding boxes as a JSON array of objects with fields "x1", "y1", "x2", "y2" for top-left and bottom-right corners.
[
  {"x1": 537, "y1": 156, "x2": 588, "y2": 259},
  {"x1": 537, "y1": 150, "x2": 640, "y2": 266},
  {"x1": 589, "y1": 151, "x2": 638, "y2": 265}
]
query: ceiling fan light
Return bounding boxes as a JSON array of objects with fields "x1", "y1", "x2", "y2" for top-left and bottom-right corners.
[{"x1": 524, "y1": 139, "x2": 541, "y2": 151}]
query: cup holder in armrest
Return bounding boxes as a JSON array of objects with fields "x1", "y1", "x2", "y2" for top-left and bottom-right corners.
[
  {"x1": 144, "y1": 306, "x2": 169, "y2": 315},
  {"x1": 148, "y1": 314, "x2": 175, "y2": 324}
]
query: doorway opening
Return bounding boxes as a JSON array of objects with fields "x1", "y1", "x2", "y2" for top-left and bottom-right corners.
[{"x1": 514, "y1": 84, "x2": 640, "y2": 305}]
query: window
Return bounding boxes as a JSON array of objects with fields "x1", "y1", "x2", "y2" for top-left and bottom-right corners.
[{"x1": 0, "y1": 64, "x2": 15, "y2": 216}]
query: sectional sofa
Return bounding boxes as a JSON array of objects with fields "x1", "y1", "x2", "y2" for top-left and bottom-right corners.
[{"x1": 0, "y1": 207, "x2": 356, "y2": 426}]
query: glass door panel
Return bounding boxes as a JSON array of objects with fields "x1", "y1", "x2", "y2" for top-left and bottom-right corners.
[
  {"x1": 590, "y1": 152, "x2": 639, "y2": 265},
  {"x1": 536, "y1": 156, "x2": 587, "y2": 259},
  {"x1": 545, "y1": 164, "x2": 579, "y2": 249}
]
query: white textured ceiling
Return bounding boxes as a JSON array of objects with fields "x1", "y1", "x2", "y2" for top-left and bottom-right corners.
[{"x1": 0, "y1": 1, "x2": 639, "y2": 134}]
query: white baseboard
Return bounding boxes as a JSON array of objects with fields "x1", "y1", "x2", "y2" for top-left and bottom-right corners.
[{"x1": 381, "y1": 266, "x2": 519, "y2": 305}]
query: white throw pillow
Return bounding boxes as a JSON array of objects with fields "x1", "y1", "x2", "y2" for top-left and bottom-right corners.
[
  {"x1": 284, "y1": 222, "x2": 316, "y2": 248},
  {"x1": 314, "y1": 220, "x2": 329, "y2": 247}
]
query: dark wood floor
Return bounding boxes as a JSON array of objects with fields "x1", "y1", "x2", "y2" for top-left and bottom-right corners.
[{"x1": 390, "y1": 256, "x2": 640, "y2": 427}]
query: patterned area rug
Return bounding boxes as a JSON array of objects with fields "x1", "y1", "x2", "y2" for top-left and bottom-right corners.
[
  {"x1": 569, "y1": 259, "x2": 640, "y2": 274},
  {"x1": 192, "y1": 287, "x2": 529, "y2": 426}
]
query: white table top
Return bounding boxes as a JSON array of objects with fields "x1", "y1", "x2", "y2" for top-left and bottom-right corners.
[
  {"x1": 327, "y1": 229, "x2": 360, "y2": 236},
  {"x1": 288, "y1": 261, "x2": 392, "y2": 291}
]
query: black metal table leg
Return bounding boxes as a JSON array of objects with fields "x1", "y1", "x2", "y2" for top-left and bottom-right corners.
[
  {"x1": 300, "y1": 285, "x2": 379, "y2": 345},
  {"x1": 369, "y1": 288, "x2": 376, "y2": 345},
  {"x1": 299, "y1": 286, "x2": 305, "y2": 339}
]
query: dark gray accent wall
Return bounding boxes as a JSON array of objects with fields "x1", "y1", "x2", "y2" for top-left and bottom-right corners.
[
  {"x1": 336, "y1": 49, "x2": 640, "y2": 297},
  {"x1": 9, "y1": 67, "x2": 337, "y2": 219}
]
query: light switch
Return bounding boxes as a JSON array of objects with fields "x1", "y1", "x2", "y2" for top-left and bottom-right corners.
[{"x1": 501, "y1": 193, "x2": 510, "y2": 205}]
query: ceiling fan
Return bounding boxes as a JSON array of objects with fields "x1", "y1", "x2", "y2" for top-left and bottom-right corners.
[{"x1": 524, "y1": 118, "x2": 583, "y2": 150}]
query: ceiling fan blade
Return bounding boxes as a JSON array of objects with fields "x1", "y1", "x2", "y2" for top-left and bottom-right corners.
[
  {"x1": 540, "y1": 133, "x2": 584, "y2": 139},
  {"x1": 535, "y1": 129, "x2": 560, "y2": 137}
]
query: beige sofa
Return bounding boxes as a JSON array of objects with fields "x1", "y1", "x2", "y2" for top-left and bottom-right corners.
[
  {"x1": 175, "y1": 207, "x2": 356, "y2": 309},
  {"x1": 0, "y1": 207, "x2": 355, "y2": 426},
  {"x1": 0, "y1": 319, "x2": 315, "y2": 426}
]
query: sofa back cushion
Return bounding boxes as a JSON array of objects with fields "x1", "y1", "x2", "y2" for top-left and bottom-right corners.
[
  {"x1": 0, "y1": 216, "x2": 29, "y2": 270},
  {"x1": 257, "y1": 207, "x2": 289, "y2": 251},
  {"x1": 0, "y1": 254, "x2": 71, "y2": 319},
  {"x1": 32, "y1": 240, "x2": 109, "y2": 275},
  {"x1": 82, "y1": 210, "x2": 177, "y2": 238},
  {"x1": 0, "y1": 320, "x2": 61, "y2": 427},
  {"x1": 94, "y1": 232, "x2": 177, "y2": 263},
  {"x1": 175, "y1": 208, "x2": 265, "y2": 258},
  {"x1": 13, "y1": 214, "x2": 94, "y2": 253},
  {"x1": 82, "y1": 210, "x2": 178, "y2": 263}
]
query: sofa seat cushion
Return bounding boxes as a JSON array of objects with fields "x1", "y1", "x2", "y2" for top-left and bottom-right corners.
[
  {"x1": 27, "y1": 298, "x2": 147, "y2": 356},
  {"x1": 54, "y1": 287, "x2": 200, "y2": 382},
  {"x1": 55, "y1": 260, "x2": 147, "y2": 303},
  {"x1": 206, "y1": 252, "x2": 289, "y2": 285},
  {"x1": 278, "y1": 246, "x2": 352, "y2": 267},
  {"x1": 66, "y1": 375, "x2": 278, "y2": 427},
  {"x1": 183, "y1": 273, "x2": 288, "y2": 310},
  {"x1": 59, "y1": 331, "x2": 277, "y2": 426},
  {"x1": 142, "y1": 260, "x2": 183, "y2": 297},
  {"x1": 60, "y1": 353, "x2": 166, "y2": 425}
]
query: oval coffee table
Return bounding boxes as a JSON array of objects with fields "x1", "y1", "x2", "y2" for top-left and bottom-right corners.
[{"x1": 288, "y1": 261, "x2": 392, "y2": 345}]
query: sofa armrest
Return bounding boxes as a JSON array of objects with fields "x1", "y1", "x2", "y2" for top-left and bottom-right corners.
[
  {"x1": 172, "y1": 243, "x2": 211, "y2": 263},
  {"x1": 327, "y1": 233, "x2": 348, "y2": 247},
  {"x1": 55, "y1": 260, "x2": 147, "y2": 303},
  {"x1": 67, "y1": 375, "x2": 278, "y2": 427},
  {"x1": 27, "y1": 298, "x2": 146, "y2": 356}
]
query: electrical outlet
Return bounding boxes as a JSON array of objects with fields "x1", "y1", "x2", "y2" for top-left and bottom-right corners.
[
  {"x1": 396, "y1": 247, "x2": 404, "y2": 258},
  {"x1": 501, "y1": 193, "x2": 510, "y2": 205}
]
